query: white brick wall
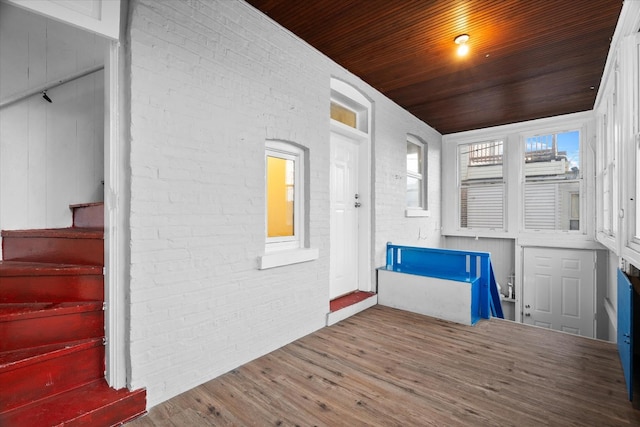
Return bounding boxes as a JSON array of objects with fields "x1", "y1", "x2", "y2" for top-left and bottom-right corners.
[{"x1": 128, "y1": 0, "x2": 442, "y2": 407}]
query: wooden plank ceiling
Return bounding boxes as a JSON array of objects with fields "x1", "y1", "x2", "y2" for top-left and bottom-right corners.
[{"x1": 246, "y1": 0, "x2": 622, "y2": 134}]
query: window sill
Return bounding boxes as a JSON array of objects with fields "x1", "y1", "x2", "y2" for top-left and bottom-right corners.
[
  {"x1": 405, "y1": 209, "x2": 430, "y2": 218},
  {"x1": 258, "y1": 248, "x2": 319, "y2": 270}
]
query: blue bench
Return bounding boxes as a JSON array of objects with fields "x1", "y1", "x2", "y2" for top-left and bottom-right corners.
[{"x1": 377, "y1": 244, "x2": 502, "y2": 325}]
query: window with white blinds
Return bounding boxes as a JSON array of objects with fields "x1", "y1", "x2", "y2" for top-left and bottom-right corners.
[
  {"x1": 458, "y1": 140, "x2": 504, "y2": 229},
  {"x1": 524, "y1": 130, "x2": 581, "y2": 231}
]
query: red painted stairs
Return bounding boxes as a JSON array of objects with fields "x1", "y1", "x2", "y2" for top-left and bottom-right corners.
[{"x1": 0, "y1": 203, "x2": 146, "y2": 426}]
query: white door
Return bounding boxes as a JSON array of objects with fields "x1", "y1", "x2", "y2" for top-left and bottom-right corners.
[
  {"x1": 330, "y1": 132, "x2": 360, "y2": 299},
  {"x1": 523, "y1": 247, "x2": 595, "y2": 337}
]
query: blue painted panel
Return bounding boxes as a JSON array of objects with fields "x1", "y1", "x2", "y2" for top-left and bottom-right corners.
[
  {"x1": 617, "y1": 269, "x2": 633, "y2": 401},
  {"x1": 470, "y1": 277, "x2": 481, "y2": 325},
  {"x1": 489, "y1": 264, "x2": 504, "y2": 319}
]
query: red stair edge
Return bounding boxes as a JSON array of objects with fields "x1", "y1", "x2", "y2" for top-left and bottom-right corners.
[
  {"x1": 0, "y1": 261, "x2": 102, "y2": 277},
  {"x1": 0, "y1": 379, "x2": 146, "y2": 427},
  {"x1": 69, "y1": 202, "x2": 104, "y2": 210},
  {"x1": 0, "y1": 337, "x2": 103, "y2": 374},
  {"x1": 0, "y1": 301, "x2": 103, "y2": 322},
  {"x1": 330, "y1": 291, "x2": 376, "y2": 312},
  {"x1": 1, "y1": 227, "x2": 103, "y2": 239}
]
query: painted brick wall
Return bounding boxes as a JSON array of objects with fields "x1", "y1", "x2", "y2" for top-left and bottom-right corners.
[{"x1": 128, "y1": 0, "x2": 442, "y2": 407}]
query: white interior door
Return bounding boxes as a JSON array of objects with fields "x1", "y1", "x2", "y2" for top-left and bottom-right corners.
[
  {"x1": 523, "y1": 247, "x2": 595, "y2": 337},
  {"x1": 330, "y1": 131, "x2": 360, "y2": 299}
]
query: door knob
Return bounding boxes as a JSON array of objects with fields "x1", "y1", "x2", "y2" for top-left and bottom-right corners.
[
  {"x1": 525, "y1": 313, "x2": 531, "y2": 317},
  {"x1": 525, "y1": 305, "x2": 530, "y2": 309},
  {"x1": 355, "y1": 202, "x2": 362, "y2": 208}
]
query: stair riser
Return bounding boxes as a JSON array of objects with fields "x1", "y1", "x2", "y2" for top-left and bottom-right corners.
[
  {"x1": 0, "y1": 379, "x2": 146, "y2": 427},
  {"x1": 0, "y1": 344, "x2": 104, "y2": 413},
  {"x1": 0, "y1": 310, "x2": 103, "y2": 352},
  {"x1": 60, "y1": 391, "x2": 146, "y2": 427},
  {"x1": 72, "y1": 204, "x2": 104, "y2": 229},
  {"x1": 2, "y1": 237, "x2": 103, "y2": 266},
  {"x1": 0, "y1": 275, "x2": 103, "y2": 303}
]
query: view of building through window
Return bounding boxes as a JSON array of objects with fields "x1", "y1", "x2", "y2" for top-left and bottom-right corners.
[
  {"x1": 458, "y1": 140, "x2": 504, "y2": 229},
  {"x1": 524, "y1": 130, "x2": 580, "y2": 231}
]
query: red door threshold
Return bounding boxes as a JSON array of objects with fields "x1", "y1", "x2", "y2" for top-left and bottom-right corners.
[{"x1": 330, "y1": 291, "x2": 376, "y2": 312}]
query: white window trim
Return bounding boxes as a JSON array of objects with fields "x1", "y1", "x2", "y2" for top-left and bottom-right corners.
[
  {"x1": 258, "y1": 141, "x2": 318, "y2": 269},
  {"x1": 259, "y1": 248, "x2": 319, "y2": 270},
  {"x1": 406, "y1": 135, "x2": 429, "y2": 217},
  {"x1": 265, "y1": 144, "x2": 301, "y2": 250}
]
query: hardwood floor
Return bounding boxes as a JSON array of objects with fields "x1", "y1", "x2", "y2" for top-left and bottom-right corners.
[{"x1": 127, "y1": 305, "x2": 639, "y2": 426}]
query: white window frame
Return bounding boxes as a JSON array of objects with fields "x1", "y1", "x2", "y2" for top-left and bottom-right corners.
[
  {"x1": 595, "y1": 55, "x2": 620, "y2": 251},
  {"x1": 624, "y1": 31, "x2": 640, "y2": 260},
  {"x1": 522, "y1": 129, "x2": 583, "y2": 233},
  {"x1": 259, "y1": 140, "x2": 318, "y2": 269},
  {"x1": 457, "y1": 139, "x2": 505, "y2": 230},
  {"x1": 265, "y1": 141, "x2": 303, "y2": 251},
  {"x1": 406, "y1": 135, "x2": 429, "y2": 217}
]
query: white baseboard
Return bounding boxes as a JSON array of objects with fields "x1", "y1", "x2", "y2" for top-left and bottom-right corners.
[{"x1": 326, "y1": 294, "x2": 378, "y2": 326}]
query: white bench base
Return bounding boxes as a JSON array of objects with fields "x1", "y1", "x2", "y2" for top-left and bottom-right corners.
[{"x1": 377, "y1": 269, "x2": 475, "y2": 325}]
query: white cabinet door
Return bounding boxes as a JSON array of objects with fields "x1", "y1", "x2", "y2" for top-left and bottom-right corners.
[
  {"x1": 5, "y1": 0, "x2": 121, "y2": 39},
  {"x1": 523, "y1": 247, "x2": 595, "y2": 337}
]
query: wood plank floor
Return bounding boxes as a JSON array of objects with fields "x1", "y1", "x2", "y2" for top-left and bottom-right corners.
[{"x1": 127, "y1": 305, "x2": 639, "y2": 426}]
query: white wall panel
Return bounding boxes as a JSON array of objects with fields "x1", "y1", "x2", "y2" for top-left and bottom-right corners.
[
  {"x1": 5, "y1": 0, "x2": 121, "y2": 40},
  {"x1": 0, "y1": 2, "x2": 105, "y2": 249},
  {"x1": 444, "y1": 236, "x2": 515, "y2": 293}
]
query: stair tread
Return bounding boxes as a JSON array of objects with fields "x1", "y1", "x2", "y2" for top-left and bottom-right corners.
[
  {"x1": 0, "y1": 379, "x2": 146, "y2": 426},
  {"x1": 69, "y1": 202, "x2": 104, "y2": 209},
  {"x1": 0, "y1": 301, "x2": 102, "y2": 322},
  {"x1": 0, "y1": 337, "x2": 102, "y2": 373},
  {"x1": 0, "y1": 261, "x2": 102, "y2": 277},
  {"x1": 1, "y1": 227, "x2": 103, "y2": 239}
]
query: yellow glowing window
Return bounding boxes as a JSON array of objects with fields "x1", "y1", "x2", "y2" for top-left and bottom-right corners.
[
  {"x1": 330, "y1": 102, "x2": 357, "y2": 128},
  {"x1": 267, "y1": 155, "x2": 295, "y2": 238}
]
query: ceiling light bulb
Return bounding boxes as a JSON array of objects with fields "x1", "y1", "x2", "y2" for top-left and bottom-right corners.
[{"x1": 454, "y1": 34, "x2": 470, "y2": 57}]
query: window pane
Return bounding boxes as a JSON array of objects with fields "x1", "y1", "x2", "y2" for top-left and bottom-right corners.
[
  {"x1": 458, "y1": 140, "x2": 503, "y2": 229},
  {"x1": 407, "y1": 176, "x2": 422, "y2": 208},
  {"x1": 462, "y1": 141, "x2": 503, "y2": 173},
  {"x1": 461, "y1": 183, "x2": 504, "y2": 229},
  {"x1": 407, "y1": 142, "x2": 422, "y2": 174},
  {"x1": 525, "y1": 131, "x2": 579, "y2": 180},
  {"x1": 570, "y1": 193, "x2": 580, "y2": 231},
  {"x1": 330, "y1": 102, "x2": 357, "y2": 128},
  {"x1": 267, "y1": 156, "x2": 294, "y2": 238},
  {"x1": 524, "y1": 130, "x2": 580, "y2": 231},
  {"x1": 570, "y1": 192, "x2": 580, "y2": 219}
]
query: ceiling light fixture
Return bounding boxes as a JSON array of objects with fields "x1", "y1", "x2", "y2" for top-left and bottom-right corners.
[{"x1": 454, "y1": 34, "x2": 470, "y2": 56}]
